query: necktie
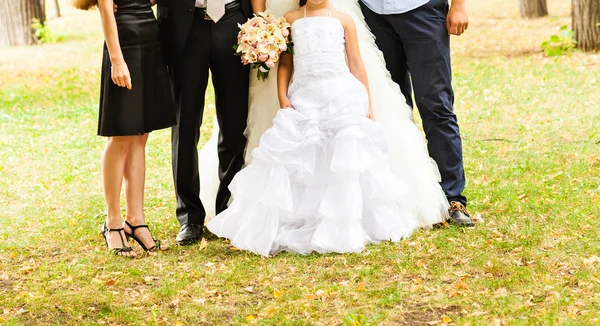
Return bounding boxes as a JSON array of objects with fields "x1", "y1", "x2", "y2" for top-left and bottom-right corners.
[{"x1": 207, "y1": 0, "x2": 225, "y2": 22}]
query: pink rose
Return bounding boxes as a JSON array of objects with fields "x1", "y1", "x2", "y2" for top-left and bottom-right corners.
[
  {"x1": 265, "y1": 60, "x2": 275, "y2": 68},
  {"x1": 258, "y1": 53, "x2": 269, "y2": 62}
]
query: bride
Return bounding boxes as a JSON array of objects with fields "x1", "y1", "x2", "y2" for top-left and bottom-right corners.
[{"x1": 199, "y1": 0, "x2": 449, "y2": 230}]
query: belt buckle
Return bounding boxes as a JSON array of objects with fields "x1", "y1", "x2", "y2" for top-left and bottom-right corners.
[{"x1": 204, "y1": 10, "x2": 212, "y2": 21}]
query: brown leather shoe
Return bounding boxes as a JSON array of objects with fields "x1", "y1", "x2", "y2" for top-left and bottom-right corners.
[{"x1": 448, "y1": 202, "x2": 475, "y2": 227}]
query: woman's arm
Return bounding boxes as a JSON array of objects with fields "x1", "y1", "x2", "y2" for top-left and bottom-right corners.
[
  {"x1": 251, "y1": 0, "x2": 265, "y2": 14},
  {"x1": 343, "y1": 15, "x2": 373, "y2": 120},
  {"x1": 277, "y1": 52, "x2": 293, "y2": 108},
  {"x1": 98, "y1": 0, "x2": 132, "y2": 89},
  {"x1": 277, "y1": 12, "x2": 295, "y2": 108}
]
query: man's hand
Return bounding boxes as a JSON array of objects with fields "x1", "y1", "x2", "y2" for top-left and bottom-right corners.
[
  {"x1": 150, "y1": 0, "x2": 157, "y2": 5},
  {"x1": 446, "y1": 3, "x2": 468, "y2": 36}
]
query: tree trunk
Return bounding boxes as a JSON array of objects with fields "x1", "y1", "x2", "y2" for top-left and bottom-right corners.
[
  {"x1": 572, "y1": 0, "x2": 600, "y2": 51},
  {"x1": 519, "y1": 0, "x2": 548, "y2": 18},
  {"x1": 0, "y1": 0, "x2": 46, "y2": 47},
  {"x1": 54, "y1": 0, "x2": 61, "y2": 17}
]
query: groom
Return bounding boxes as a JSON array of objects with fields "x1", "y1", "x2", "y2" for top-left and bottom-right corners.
[
  {"x1": 157, "y1": 0, "x2": 253, "y2": 244},
  {"x1": 359, "y1": 0, "x2": 474, "y2": 226}
]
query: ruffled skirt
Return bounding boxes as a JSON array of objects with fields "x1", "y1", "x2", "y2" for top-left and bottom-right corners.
[{"x1": 206, "y1": 72, "x2": 419, "y2": 256}]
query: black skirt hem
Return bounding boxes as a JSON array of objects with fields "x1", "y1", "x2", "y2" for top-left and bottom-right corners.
[{"x1": 97, "y1": 121, "x2": 176, "y2": 137}]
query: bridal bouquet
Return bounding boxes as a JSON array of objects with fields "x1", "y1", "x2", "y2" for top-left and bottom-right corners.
[{"x1": 234, "y1": 10, "x2": 293, "y2": 81}]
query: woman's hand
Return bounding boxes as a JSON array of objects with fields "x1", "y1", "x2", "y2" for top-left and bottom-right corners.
[
  {"x1": 111, "y1": 62, "x2": 132, "y2": 90},
  {"x1": 367, "y1": 106, "x2": 375, "y2": 120},
  {"x1": 279, "y1": 97, "x2": 294, "y2": 109}
]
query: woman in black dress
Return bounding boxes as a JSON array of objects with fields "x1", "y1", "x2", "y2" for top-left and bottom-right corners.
[{"x1": 75, "y1": 0, "x2": 176, "y2": 257}]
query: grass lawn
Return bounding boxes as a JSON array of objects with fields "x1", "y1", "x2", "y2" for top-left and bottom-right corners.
[{"x1": 1, "y1": 0, "x2": 600, "y2": 324}]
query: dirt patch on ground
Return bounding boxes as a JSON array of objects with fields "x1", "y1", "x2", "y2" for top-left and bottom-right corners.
[{"x1": 388, "y1": 304, "x2": 463, "y2": 326}]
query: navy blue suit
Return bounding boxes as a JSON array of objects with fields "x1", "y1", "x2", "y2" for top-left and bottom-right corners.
[{"x1": 360, "y1": 0, "x2": 467, "y2": 206}]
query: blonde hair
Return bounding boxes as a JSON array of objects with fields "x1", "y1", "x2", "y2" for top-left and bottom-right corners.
[{"x1": 72, "y1": 0, "x2": 98, "y2": 10}]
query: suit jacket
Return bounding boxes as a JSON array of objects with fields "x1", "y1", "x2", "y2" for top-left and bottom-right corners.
[{"x1": 157, "y1": 0, "x2": 252, "y2": 65}]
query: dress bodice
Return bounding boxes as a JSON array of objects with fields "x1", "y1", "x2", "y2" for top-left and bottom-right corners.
[{"x1": 291, "y1": 15, "x2": 347, "y2": 77}]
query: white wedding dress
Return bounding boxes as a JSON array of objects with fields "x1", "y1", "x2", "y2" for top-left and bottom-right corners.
[
  {"x1": 207, "y1": 6, "x2": 420, "y2": 257},
  {"x1": 199, "y1": 0, "x2": 450, "y2": 255}
]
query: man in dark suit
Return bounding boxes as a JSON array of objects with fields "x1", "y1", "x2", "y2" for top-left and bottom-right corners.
[
  {"x1": 157, "y1": 0, "x2": 253, "y2": 244},
  {"x1": 359, "y1": 0, "x2": 474, "y2": 227}
]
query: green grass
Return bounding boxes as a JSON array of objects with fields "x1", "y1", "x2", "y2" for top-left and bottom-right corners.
[{"x1": 1, "y1": 0, "x2": 600, "y2": 324}]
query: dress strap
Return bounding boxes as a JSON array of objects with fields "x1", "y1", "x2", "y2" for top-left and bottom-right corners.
[
  {"x1": 328, "y1": 7, "x2": 331, "y2": 17},
  {"x1": 303, "y1": 6, "x2": 306, "y2": 18}
]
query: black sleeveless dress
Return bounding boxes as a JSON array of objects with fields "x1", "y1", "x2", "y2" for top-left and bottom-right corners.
[{"x1": 98, "y1": 0, "x2": 176, "y2": 136}]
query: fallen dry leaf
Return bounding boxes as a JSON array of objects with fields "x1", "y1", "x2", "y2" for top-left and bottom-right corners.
[
  {"x1": 546, "y1": 291, "x2": 561, "y2": 303},
  {"x1": 453, "y1": 281, "x2": 469, "y2": 290},
  {"x1": 315, "y1": 289, "x2": 329, "y2": 300},
  {"x1": 199, "y1": 238, "x2": 208, "y2": 250},
  {"x1": 491, "y1": 319, "x2": 505, "y2": 326},
  {"x1": 19, "y1": 266, "x2": 33, "y2": 274},
  {"x1": 192, "y1": 298, "x2": 206, "y2": 305},
  {"x1": 415, "y1": 260, "x2": 429, "y2": 270},
  {"x1": 338, "y1": 280, "x2": 350, "y2": 287},
  {"x1": 246, "y1": 315, "x2": 255, "y2": 321},
  {"x1": 448, "y1": 288, "x2": 460, "y2": 298},
  {"x1": 15, "y1": 309, "x2": 28, "y2": 315},
  {"x1": 567, "y1": 306, "x2": 580, "y2": 316},
  {"x1": 244, "y1": 286, "x2": 253, "y2": 293},
  {"x1": 473, "y1": 213, "x2": 485, "y2": 223},
  {"x1": 273, "y1": 289, "x2": 281, "y2": 299},
  {"x1": 441, "y1": 315, "x2": 452, "y2": 323},
  {"x1": 583, "y1": 256, "x2": 600, "y2": 266},
  {"x1": 169, "y1": 299, "x2": 180, "y2": 308},
  {"x1": 105, "y1": 279, "x2": 116, "y2": 286},
  {"x1": 304, "y1": 293, "x2": 317, "y2": 300},
  {"x1": 495, "y1": 287, "x2": 508, "y2": 297},
  {"x1": 355, "y1": 282, "x2": 366, "y2": 292},
  {"x1": 263, "y1": 306, "x2": 276, "y2": 318}
]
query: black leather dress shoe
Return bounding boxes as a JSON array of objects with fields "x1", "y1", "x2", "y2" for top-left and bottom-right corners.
[
  {"x1": 448, "y1": 202, "x2": 475, "y2": 227},
  {"x1": 176, "y1": 223, "x2": 203, "y2": 245}
]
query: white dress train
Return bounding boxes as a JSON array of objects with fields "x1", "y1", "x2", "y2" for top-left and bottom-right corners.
[{"x1": 199, "y1": 0, "x2": 449, "y2": 228}]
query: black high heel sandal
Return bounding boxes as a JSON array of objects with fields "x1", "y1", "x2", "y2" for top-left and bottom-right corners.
[
  {"x1": 123, "y1": 221, "x2": 165, "y2": 252},
  {"x1": 100, "y1": 222, "x2": 135, "y2": 257}
]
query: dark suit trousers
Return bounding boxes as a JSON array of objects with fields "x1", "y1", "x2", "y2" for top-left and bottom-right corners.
[
  {"x1": 171, "y1": 9, "x2": 250, "y2": 226},
  {"x1": 360, "y1": 0, "x2": 467, "y2": 206}
]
